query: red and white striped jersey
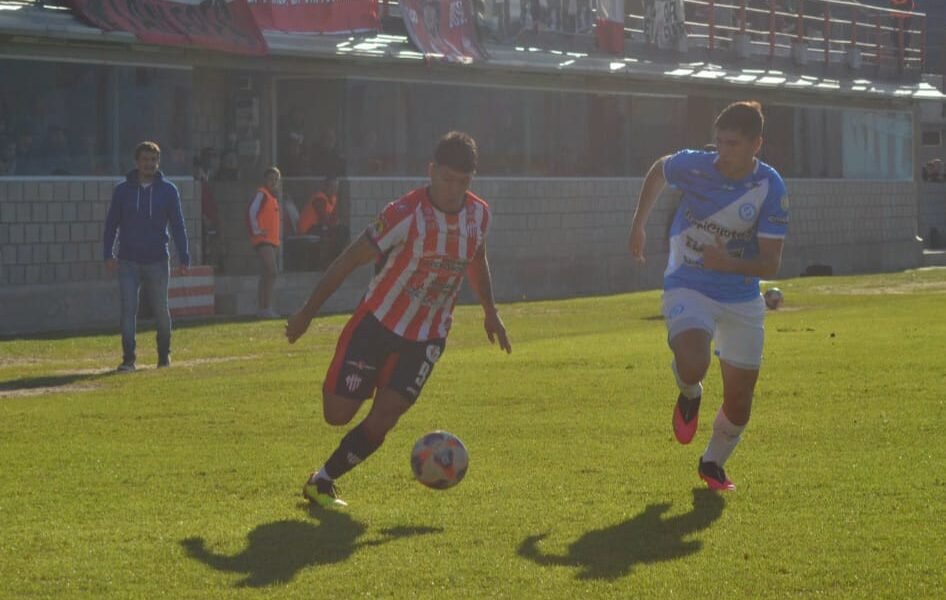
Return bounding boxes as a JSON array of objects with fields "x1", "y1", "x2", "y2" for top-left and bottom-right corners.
[{"x1": 362, "y1": 186, "x2": 491, "y2": 341}]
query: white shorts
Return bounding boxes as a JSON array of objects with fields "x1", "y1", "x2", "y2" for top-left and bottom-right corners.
[{"x1": 661, "y1": 287, "x2": 766, "y2": 370}]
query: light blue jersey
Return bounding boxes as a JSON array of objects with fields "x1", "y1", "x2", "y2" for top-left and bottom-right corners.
[{"x1": 663, "y1": 149, "x2": 789, "y2": 303}]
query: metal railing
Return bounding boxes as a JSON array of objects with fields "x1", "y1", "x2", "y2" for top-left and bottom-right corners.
[{"x1": 625, "y1": 0, "x2": 926, "y2": 72}]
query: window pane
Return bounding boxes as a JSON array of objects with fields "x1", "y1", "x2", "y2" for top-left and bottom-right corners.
[
  {"x1": 114, "y1": 66, "x2": 193, "y2": 176},
  {"x1": 0, "y1": 61, "x2": 113, "y2": 176},
  {"x1": 275, "y1": 78, "x2": 346, "y2": 177},
  {"x1": 842, "y1": 110, "x2": 913, "y2": 180}
]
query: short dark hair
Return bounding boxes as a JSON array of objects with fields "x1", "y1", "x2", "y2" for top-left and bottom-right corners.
[
  {"x1": 715, "y1": 101, "x2": 764, "y2": 140},
  {"x1": 434, "y1": 131, "x2": 477, "y2": 173},
  {"x1": 135, "y1": 141, "x2": 161, "y2": 160},
  {"x1": 264, "y1": 166, "x2": 281, "y2": 179}
]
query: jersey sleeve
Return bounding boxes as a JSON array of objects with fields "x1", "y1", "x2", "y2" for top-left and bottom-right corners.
[
  {"x1": 757, "y1": 172, "x2": 789, "y2": 239},
  {"x1": 662, "y1": 149, "x2": 698, "y2": 189},
  {"x1": 248, "y1": 191, "x2": 265, "y2": 236},
  {"x1": 365, "y1": 197, "x2": 414, "y2": 253}
]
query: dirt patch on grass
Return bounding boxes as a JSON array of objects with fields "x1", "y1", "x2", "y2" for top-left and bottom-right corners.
[
  {"x1": 47, "y1": 354, "x2": 264, "y2": 376},
  {"x1": 1, "y1": 355, "x2": 265, "y2": 399},
  {"x1": 0, "y1": 357, "x2": 55, "y2": 368},
  {"x1": 809, "y1": 279, "x2": 946, "y2": 295},
  {"x1": 0, "y1": 383, "x2": 101, "y2": 399}
]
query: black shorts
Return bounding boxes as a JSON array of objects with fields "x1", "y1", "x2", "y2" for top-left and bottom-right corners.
[{"x1": 324, "y1": 310, "x2": 446, "y2": 403}]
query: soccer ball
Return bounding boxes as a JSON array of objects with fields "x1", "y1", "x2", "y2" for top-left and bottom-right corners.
[
  {"x1": 410, "y1": 431, "x2": 469, "y2": 490},
  {"x1": 764, "y1": 287, "x2": 784, "y2": 310}
]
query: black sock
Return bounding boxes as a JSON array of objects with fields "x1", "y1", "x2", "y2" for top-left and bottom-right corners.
[{"x1": 323, "y1": 423, "x2": 384, "y2": 480}]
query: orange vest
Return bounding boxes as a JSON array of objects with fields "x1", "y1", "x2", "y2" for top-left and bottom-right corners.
[
  {"x1": 297, "y1": 192, "x2": 338, "y2": 234},
  {"x1": 248, "y1": 187, "x2": 280, "y2": 247}
]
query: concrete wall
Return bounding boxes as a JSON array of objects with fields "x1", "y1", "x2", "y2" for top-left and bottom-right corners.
[
  {"x1": 779, "y1": 180, "x2": 922, "y2": 275},
  {"x1": 0, "y1": 177, "x2": 199, "y2": 336},
  {"x1": 0, "y1": 176, "x2": 921, "y2": 337}
]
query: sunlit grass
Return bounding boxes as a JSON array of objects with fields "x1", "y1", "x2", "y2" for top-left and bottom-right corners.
[{"x1": 1, "y1": 268, "x2": 945, "y2": 598}]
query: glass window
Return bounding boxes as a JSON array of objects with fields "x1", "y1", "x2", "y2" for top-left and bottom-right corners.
[
  {"x1": 691, "y1": 99, "x2": 910, "y2": 180},
  {"x1": 114, "y1": 67, "x2": 193, "y2": 176},
  {"x1": 275, "y1": 78, "x2": 347, "y2": 177},
  {"x1": 841, "y1": 110, "x2": 912, "y2": 180},
  {"x1": 0, "y1": 60, "x2": 191, "y2": 177},
  {"x1": 276, "y1": 77, "x2": 910, "y2": 181},
  {"x1": 337, "y1": 78, "x2": 686, "y2": 177}
]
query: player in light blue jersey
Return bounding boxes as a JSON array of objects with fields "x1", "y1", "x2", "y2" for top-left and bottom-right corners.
[{"x1": 628, "y1": 101, "x2": 789, "y2": 491}]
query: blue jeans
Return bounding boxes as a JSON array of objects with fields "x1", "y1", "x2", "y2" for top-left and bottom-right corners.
[{"x1": 118, "y1": 259, "x2": 171, "y2": 364}]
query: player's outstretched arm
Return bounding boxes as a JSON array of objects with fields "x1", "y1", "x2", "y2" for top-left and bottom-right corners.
[
  {"x1": 285, "y1": 233, "x2": 377, "y2": 343},
  {"x1": 466, "y1": 245, "x2": 511, "y2": 354},
  {"x1": 628, "y1": 156, "x2": 669, "y2": 264},
  {"x1": 703, "y1": 236, "x2": 784, "y2": 278}
]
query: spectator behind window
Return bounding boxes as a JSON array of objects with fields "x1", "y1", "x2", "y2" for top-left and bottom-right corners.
[
  {"x1": 214, "y1": 149, "x2": 241, "y2": 181},
  {"x1": 43, "y1": 125, "x2": 71, "y2": 175},
  {"x1": 922, "y1": 158, "x2": 944, "y2": 182},
  {"x1": 0, "y1": 135, "x2": 17, "y2": 175}
]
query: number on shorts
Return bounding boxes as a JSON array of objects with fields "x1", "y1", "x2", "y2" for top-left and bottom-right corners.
[{"x1": 415, "y1": 361, "x2": 431, "y2": 387}]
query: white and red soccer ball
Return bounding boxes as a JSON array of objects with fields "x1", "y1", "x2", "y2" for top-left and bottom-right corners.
[
  {"x1": 764, "y1": 287, "x2": 784, "y2": 310},
  {"x1": 411, "y1": 431, "x2": 469, "y2": 490}
]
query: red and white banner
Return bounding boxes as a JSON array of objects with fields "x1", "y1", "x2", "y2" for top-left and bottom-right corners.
[
  {"x1": 595, "y1": 0, "x2": 624, "y2": 55},
  {"x1": 169, "y1": 266, "x2": 215, "y2": 318},
  {"x1": 70, "y1": 0, "x2": 267, "y2": 56},
  {"x1": 400, "y1": 0, "x2": 486, "y2": 63},
  {"x1": 248, "y1": 0, "x2": 379, "y2": 34}
]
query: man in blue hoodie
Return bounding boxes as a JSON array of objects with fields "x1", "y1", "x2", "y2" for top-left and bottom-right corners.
[{"x1": 103, "y1": 141, "x2": 190, "y2": 372}]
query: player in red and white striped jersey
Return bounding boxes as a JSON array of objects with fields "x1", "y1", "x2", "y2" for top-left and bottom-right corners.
[{"x1": 286, "y1": 131, "x2": 511, "y2": 508}]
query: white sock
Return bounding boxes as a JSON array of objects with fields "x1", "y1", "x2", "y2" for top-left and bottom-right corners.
[
  {"x1": 702, "y1": 409, "x2": 745, "y2": 467},
  {"x1": 314, "y1": 467, "x2": 332, "y2": 482},
  {"x1": 672, "y1": 360, "x2": 703, "y2": 400}
]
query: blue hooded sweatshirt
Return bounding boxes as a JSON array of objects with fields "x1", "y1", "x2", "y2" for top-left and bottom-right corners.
[{"x1": 103, "y1": 169, "x2": 190, "y2": 266}]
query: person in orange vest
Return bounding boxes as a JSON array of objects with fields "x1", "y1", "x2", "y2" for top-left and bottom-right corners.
[
  {"x1": 298, "y1": 176, "x2": 339, "y2": 234},
  {"x1": 298, "y1": 176, "x2": 350, "y2": 269},
  {"x1": 247, "y1": 166, "x2": 282, "y2": 318}
]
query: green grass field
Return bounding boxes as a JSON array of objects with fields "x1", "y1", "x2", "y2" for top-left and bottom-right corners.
[{"x1": 2, "y1": 269, "x2": 945, "y2": 598}]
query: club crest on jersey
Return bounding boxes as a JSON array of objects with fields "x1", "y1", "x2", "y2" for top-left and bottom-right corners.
[
  {"x1": 780, "y1": 195, "x2": 790, "y2": 211},
  {"x1": 370, "y1": 217, "x2": 387, "y2": 237},
  {"x1": 738, "y1": 203, "x2": 757, "y2": 222},
  {"x1": 426, "y1": 344, "x2": 442, "y2": 363}
]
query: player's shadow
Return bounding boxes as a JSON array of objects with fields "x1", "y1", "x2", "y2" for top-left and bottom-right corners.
[
  {"x1": 180, "y1": 504, "x2": 443, "y2": 588},
  {"x1": 0, "y1": 372, "x2": 105, "y2": 394},
  {"x1": 518, "y1": 488, "x2": 724, "y2": 580}
]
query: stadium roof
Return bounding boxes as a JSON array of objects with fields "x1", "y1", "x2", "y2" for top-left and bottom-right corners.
[{"x1": 1, "y1": 0, "x2": 943, "y2": 101}]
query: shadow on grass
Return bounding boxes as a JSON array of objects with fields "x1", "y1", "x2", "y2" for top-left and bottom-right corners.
[
  {"x1": 0, "y1": 371, "x2": 110, "y2": 394},
  {"x1": 180, "y1": 504, "x2": 443, "y2": 588},
  {"x1": 518, "y1": 488, "x2": 724, "y2": 580}
]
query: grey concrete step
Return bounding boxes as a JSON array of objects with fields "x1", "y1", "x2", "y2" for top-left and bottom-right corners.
[{"x1": 922, "y1": 250, "x2": 946, "y2": 267}]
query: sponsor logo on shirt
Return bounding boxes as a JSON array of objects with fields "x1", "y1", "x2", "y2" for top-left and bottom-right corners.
[{"x1": 683, "y1": 209, "x2": 755, "y2": 241}]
